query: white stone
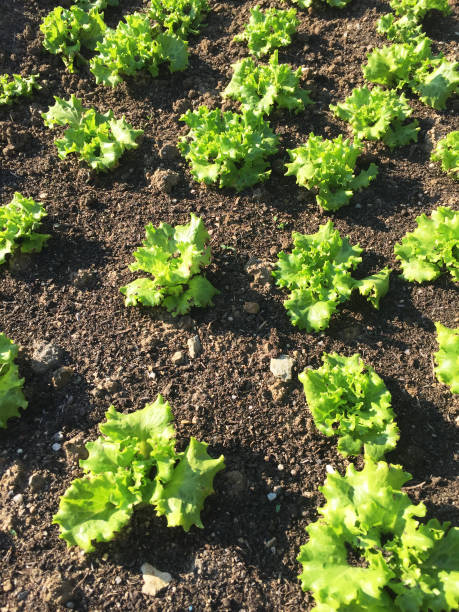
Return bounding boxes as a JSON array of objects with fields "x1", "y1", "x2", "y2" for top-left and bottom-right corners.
[
  {"x1": 187, "y1": 336, "x2": 201, "y2": 359},
  {"x1": 270, "y1": 355, "x2": 294, "y2": 382},
  {"x1": 267, "y1": 492, "x2": 277, "y2": 502},
  {"x1": 141, "y1": 563, "x2": 172, "y2": 596}
]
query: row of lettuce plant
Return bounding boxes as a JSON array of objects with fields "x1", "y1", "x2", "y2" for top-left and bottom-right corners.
[{"x1": 296, "y1": 345, "x2": 458, "y2": 608}]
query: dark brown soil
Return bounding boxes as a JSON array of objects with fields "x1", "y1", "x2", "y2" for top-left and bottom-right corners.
[{"x1": 0, "y1": 0, "x2": 458, "y2": 610}]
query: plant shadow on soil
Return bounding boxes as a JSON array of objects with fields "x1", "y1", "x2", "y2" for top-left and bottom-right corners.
[{"x1": 64, "y1": 442, "x2": 319, "y2": 586}]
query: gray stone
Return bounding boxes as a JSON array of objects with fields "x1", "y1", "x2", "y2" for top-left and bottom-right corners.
[
  {"x1": 270, "y1": 355, "x2": 294, "y2": 382},
  {"x1": 187, "y1": 336, "x2": 201, "y2": 359},
  {"x1": 141, "y1": 563, "x2": 172, "y2": 596},
  {"x1": 31, "y1": 342, "x2": 63, "y2": 374}
]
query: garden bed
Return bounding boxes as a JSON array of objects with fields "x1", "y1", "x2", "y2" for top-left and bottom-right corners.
[{"x1": 0, "y1": 0, "x2": 458, "y2": 609}]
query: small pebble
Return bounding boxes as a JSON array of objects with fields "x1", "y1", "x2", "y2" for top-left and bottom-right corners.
[
  {"x1": 326, "y1": 465, "x2": 335, "y2": 474},
  {"x1": 115, "y1": 577, "x2": 122, "y2": 585},
  {"x1": 267, "y1": 492, "x2": 277, "y2": 502},
  {"x1": 52, "y1": 443, "x2": 61, "y2": 452},
  {"x1": 277, "y1": 464, "x2": 284, "y2": 471}
]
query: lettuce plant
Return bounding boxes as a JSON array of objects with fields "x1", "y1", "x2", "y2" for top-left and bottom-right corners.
[
  {"x1": 376, "y1": 13, "x2": 425, "y2": 43},
  {"x1": 389, "y1": 0, "x2": 451, "y2": 20},
  {"x1": 40, "y1": 5, "x2": 106, "y2": 72},
  {"x1": 363, "y1": 38, "x2": 432, "y2": 89},
  {"x1": 223, "y1": 51, "x2": 313, "y2": 116},
  {"x1": 53, "y1": 395, "x2": 225, "y2": 552},
  {"x1": 299, "y1": 353, "x2": 399, "y2": 460},
  {"x1": 148, "y1": 0, "x2": 209, "y2": 39},
  {"x1": 0, "y1": 192, "x2": 50, "y2": 265},
  {"x1": 0, "y1": 74, "x2": 40, "y2": 106},
  {"x1": 273, "y1": 222, "x2": 391, "y2": 332},
  {"x1": 285, "y1": 134, "x2": 378, "y2": 211},
  {"x1": 298, "y1": 459, "x2": 459, "y2": 611},
  {"x1": 364, "y1": 38, "x2": 458, "y2": 109},
  {"x1": 434, "y1": 323, "x2": 458, "y2": 394},
  {"x1": 394, "y1": 206, "x2": 458, "y2": 283},
  {"x1": 120, "y1": 214, "x2": 219, "y2": 315},
  {"x1": 42, "y1": 95, "x2": 143, "y2": 172},
  {"x1": 330, "y1": 87, "x2": 418, "y2": 149},
  {"x1": 178, "y1": 106, "x2": 278, "y2": 191},
  {"x1": 0, "y1": 334, "x2": 27, "y2": 429},
  {"x1": 233, "y1": 6, "x2": 299, "y2": 59},
  {"x1": 431, "y1": 131, "x2": 459, "y2": 179},
  {"x1": 90, "y1": 12, "x2": 188, "y2": 87}
]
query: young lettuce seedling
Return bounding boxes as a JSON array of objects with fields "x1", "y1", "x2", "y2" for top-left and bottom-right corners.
[
  {"x1": 0, "y1": 192, "x2": 50, "y2": 265},
  {"x1": 285, "y1": 134, "x2": 378, "y2": 211},
  {"x1": 0, "y1": 334, "x2": 28, "y2": 429},
  {"x1": 273, "y1": 221, "x2": 391, "y2": 332},
  {"x1": 53, "y1": 395, "x2": 225, "y2": 552},
  {"x1": 298, "y1": 459, "x2": 459, "y2": 611},
  {"x1": 394, "y1": 206, "x2": 458, "y2": 283},
  {"x1": 0, "y1": 74, "x2": 40, "y2": 106},
  {"x1": 120, "y1": 214, "x2": 219, "y2": 316},
  {"x1": 179, "y1": 106, "x2": 279, "y2": 191},
  {"x1": 431, "y1": 131, "x2": 458, "y2": 180},
  {"x1": 223, "y1": 51, "x2": 313, "y2": 116},
  {"x1": 434, "y1": 322, "x2": 458, "y2": 394},
  {"x1": 300, "y1": 352, "x2": 399, "y2": 460},
  {"x1": 42, "y1": 95, "x2": 143, "y2": 172}
]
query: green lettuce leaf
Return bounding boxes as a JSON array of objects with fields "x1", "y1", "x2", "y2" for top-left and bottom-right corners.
[
  {"x1": 434, "y1": 322, "x2": 458, "y2": 394},
  {"x1": 223, "y1": 51, "x2": 312, "y2": 116},
  {"x1": 299, "y1": 352, "x2": 399, "y2": 459},
  {"x1": 52, "y1": 472, "x2": 141, "y2": 552},
  {"x1": 0, "y1": 192, "x2": 49, "y2": 265},
  {"x1": 120, "y1": 214, "x2": 218, "y2": 316},
  {"x1": 155, "y1": 438, "x2": 225, "y2": 530},
  {"x1": 179, "y1": 106, "x2": 278, "y2": 191},
  {"x1": 233, "y1": 6, "x2": 299, "y2": 59},
  {"x1": 53, "y1": 395, "x2": 225, "y2": 552},
  {"x1": 0, "y1": 334, "x2": 27, "y2": 429},
  {"x1": 394, "y1": 205, "x2": 459, "y2": 283},
  {"x1": 431, "y1": 131, "x2": 459, "y2": 180},
  {"x1": 285, "y1": 134, "x2": 378, "y2": 211},
  {"x1": 330, "y1": 86, "x2": 418, "y2": 148}
]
